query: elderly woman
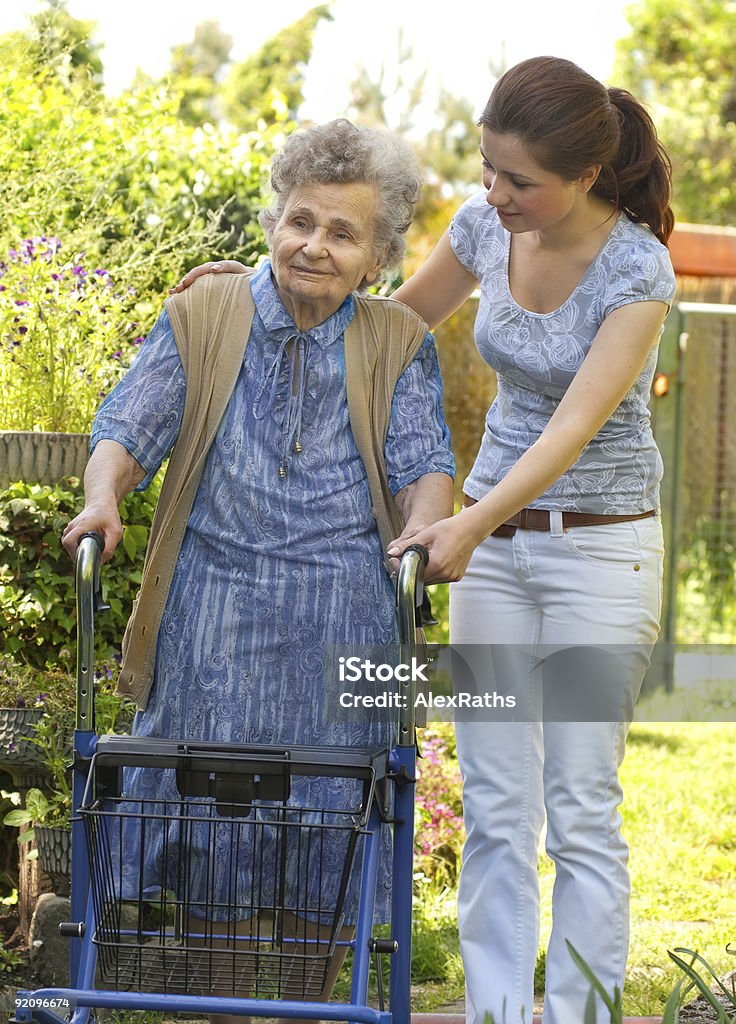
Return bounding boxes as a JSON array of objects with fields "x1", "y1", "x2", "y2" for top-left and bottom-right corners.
[{"x1": 62, "y1": 119, "x2": 454, "y2": 1018}]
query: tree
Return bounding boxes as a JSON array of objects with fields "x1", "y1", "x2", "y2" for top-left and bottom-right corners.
[
  {"x1": 422, "y1": 88, "x2": 483, "y2": 194},
  {"x1": 168, "y1": 20, "x2": 233, "y2": 126},
  {"x1": 345, "y1": 35, "x2": 488, "y2": 281},
  {"x1": 0, "y1": 32, "x2": 286, "y2": 320},
  {"x1": 25, "y1": 0, "x2": 104, "y2": 86},
  {"x1": 613, "y1": 0, "x2": 736, "y2": 224},
  {"x1": 221, "y1": 5, "x2": 332, "y2": 131},
  {"x1": 348, "y1": 30, "x2": 428, "y2": 136}
]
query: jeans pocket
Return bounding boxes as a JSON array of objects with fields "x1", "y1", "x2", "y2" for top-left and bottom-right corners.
[{"x1": 562, "y1": 521, "x2": 647, "y2": 568}]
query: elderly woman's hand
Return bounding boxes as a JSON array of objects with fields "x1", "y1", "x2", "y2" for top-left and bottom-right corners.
[
  {"x1": 62, "y1": 501, "x2": 123, "y2": 564},
  {"x1": 169, "y1": 260, "x2": 247, "y2": 294},
  {"x1": 388, "y1": 513, "x2": 485, "y2": 584}
]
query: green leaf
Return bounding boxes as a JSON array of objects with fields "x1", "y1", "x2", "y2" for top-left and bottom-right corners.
[
  {"x1": 3, "y1": 810, "x2": 32, "y2": 828},
  {"x1": 661, "y1": 974, "x2": 690, "y2": 1024},
  {"x1": 668, "y1": 950, "x2": 733, "y2": 1019},
  {"x1": 122, "y1": 523, "x2": 149, "y2": 561},
  {"x1": 566, "y1": 941, "x2": 622, "y2": 1022},
  {"x1": 25, "y1": 788, "x2": 51, "y2": 819},
  {"x1": 671, "y1": 947, "x2": 736, "y2": 1005},
  {"x1": 583, "y1": 987, "x2": 598, "y2": 1024}
]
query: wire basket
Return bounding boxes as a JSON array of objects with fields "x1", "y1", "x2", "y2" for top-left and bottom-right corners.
[{"x1": 80, "y1": 759, "x2": 373, "y2": 998}]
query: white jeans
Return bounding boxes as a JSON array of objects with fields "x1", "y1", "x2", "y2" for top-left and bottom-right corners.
[{"x1": 449, "y1": 513, "x2": 664, "y2": 1024}]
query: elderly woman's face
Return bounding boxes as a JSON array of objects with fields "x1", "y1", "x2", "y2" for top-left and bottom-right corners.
[{"x1": 270, "y1": 182, "x2": 383, "y2": 329}]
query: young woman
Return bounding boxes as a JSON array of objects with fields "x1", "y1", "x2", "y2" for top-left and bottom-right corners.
[{"x1": 174, "y1": 56, "x2": 676, "y2": 1024}]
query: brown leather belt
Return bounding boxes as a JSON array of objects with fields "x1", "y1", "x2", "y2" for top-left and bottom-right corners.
[{"x1": 462, "y1": 496, "x2": 657, "y2": 538}]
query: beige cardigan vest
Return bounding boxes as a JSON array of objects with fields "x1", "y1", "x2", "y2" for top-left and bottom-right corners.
[{"x1": 117, "y1": 271, "x2": 428, "y2": 710}]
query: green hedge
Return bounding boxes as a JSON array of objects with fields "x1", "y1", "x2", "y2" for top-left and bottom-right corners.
[{"x1": 0, "y1": 477, "x2": 159, "y2": 670}]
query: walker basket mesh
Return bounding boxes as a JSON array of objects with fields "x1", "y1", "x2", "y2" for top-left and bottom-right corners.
[{"x1": 79, "y1": 740, "x2": 381, "y2": 999}]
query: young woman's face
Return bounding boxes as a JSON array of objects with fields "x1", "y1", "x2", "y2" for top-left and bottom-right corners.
[{"x1": 480, "y1": 127, "x2": 585, "y2": 233}]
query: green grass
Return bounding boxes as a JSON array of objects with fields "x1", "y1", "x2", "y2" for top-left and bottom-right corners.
[
  {"x1": 405, "y1": 718, "x2": 736, "y2": 1017},
  {"x1": 619, "y1": 720, "x2": 736, "y2": 1015}
]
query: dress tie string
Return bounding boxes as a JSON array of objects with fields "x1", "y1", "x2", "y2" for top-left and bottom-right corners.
[{"x1": 253, "y1": 332, "x2": 311, "y2": 477}]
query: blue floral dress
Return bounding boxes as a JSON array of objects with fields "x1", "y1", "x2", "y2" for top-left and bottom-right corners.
[{"x1": 91, "y1": 262, "x2": 454, "y2": 922}]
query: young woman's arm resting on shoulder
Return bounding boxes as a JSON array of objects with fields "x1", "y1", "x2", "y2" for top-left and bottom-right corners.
[{"x1": 388, "y1": 299, "x2": 670, "y2": 582}]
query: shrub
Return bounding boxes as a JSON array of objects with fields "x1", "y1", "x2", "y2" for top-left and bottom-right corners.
[
  {"x1": 0, "y1": 42, "x2": 287, "y2": 312},
  {"x1": 0, "y1": 653, "x2": 79, "y2": 715},
  {"x1": 414, "y1": 723, "x2": 464, "y2": 885},
  {"x1": 0, "y1": 237, "x2": 140, "y2": 431},
  {"x1": 0, "y1": 476, "x2": 160, "y2": 670},
  {"x1": 2, "y1": 657, "x2": 132, "y2": 838}
]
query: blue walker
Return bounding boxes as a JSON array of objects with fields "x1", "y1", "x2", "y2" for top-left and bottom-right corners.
[{"x1": 12, "y1": 533, "x2": 429, "y2": 1024}]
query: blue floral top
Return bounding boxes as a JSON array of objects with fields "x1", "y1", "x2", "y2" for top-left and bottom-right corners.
[
  {"x1": 91, "y1": 261, "x2": 454, "y2": 922},
  {"x1": 450, "y1": 194, "x2": 677, "y2": 513}
]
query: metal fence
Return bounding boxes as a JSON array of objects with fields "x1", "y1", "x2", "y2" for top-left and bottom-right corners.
[{"x1": 654, "y1": 302, "x2": 736, "y2": 650}]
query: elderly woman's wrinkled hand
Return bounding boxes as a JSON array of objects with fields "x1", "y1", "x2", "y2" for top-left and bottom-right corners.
[
  {"x1": 169, "y1": 260, "x2": 247, "y2": 294},
  {"x1": 388, "y1": 514, "x2": 483, "y2": 584},
  {"x1": 62, "y1": 501, "x2": 123, "y2": 565}
]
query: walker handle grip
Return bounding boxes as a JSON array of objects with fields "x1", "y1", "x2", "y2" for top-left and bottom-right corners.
[
  {"x1": 403, "y1": 543, "x2": 429, "y2": 568},
  {"x1": 78, "y1": 529, "x2": 105, "y2": 552}
]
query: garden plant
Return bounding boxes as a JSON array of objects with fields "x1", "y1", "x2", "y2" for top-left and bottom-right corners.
[{"x1": 0, "y1": 237, "x2": 138, "y2": 433}]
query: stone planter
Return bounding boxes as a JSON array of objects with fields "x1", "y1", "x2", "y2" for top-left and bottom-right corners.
[
  {"x1": 34, "y1": 824, "x2": 71, "y2": 897},
  {"x1": 0, "y1": 706, "x2": 47, "y2": 787},
  {"x1": 0, "y1": 430, "x2": 89, "y2": 488}
]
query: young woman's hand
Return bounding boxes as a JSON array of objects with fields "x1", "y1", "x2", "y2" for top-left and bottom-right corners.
[
  {"x1": 169, "y1": 260, "x2": 247, "y2": 294},
  {"x1": 388, "y1": 513, "x2": 485, "y2": 584}
]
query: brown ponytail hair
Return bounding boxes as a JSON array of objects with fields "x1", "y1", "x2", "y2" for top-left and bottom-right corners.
[{"x1": 479, "y1": 56, "x2": 674, "y2": 245}]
